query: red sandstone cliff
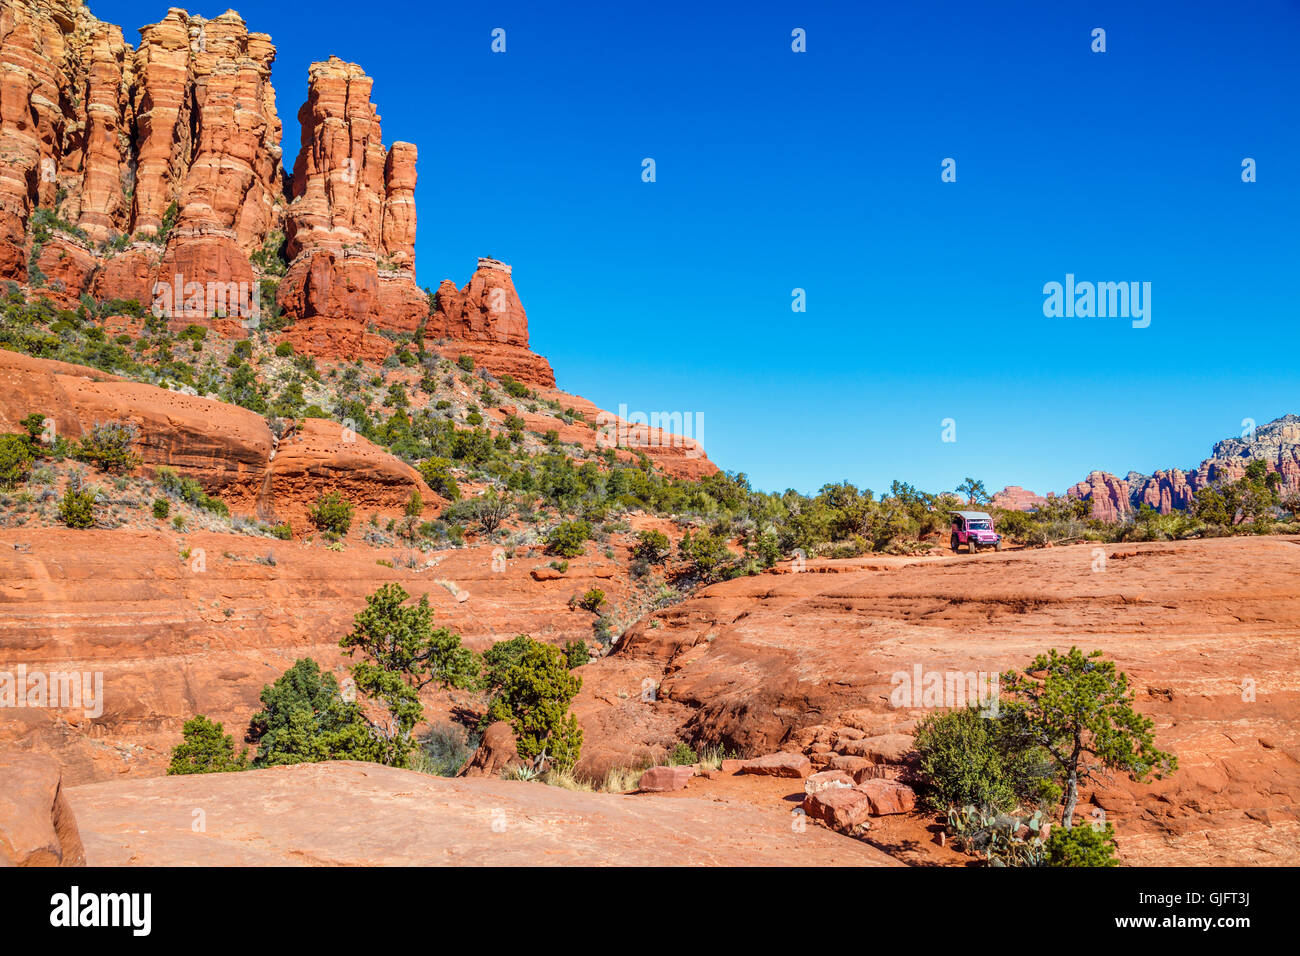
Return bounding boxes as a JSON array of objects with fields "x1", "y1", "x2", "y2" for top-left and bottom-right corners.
[{"x1": 1, "y1": 2, "x2": 283, "y2": 321}]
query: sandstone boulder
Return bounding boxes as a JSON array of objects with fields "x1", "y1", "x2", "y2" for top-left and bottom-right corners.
[
  {"x1": 739, "y1": 752, "x2": 812, "y2": 778},
  {"x1": 838, "y1": 733, "x2": 915, "y2": 765},
  {"x1": 638, "y1": 765, "x2": 694, "y2": 792},
  {"x1": 855, "y1": 779, "x2": 918, "y2": 816},
  {"x1": 459, "y1": 722, "x2": 520, "y2": 778},
  {"x1": 0, "y1": 751, "x2": 86, "y2": 866},
  {"x1": 802, "y1": 788, "x2": 874, "y2": 831}
]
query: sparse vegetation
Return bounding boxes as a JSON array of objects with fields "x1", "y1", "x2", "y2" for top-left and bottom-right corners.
[
  {"x1": 308, "y1": 491, "x2": 354, "y2": 536},
  {"x1": 167, "y1": 715, "x2": 249, "y2": 774}
]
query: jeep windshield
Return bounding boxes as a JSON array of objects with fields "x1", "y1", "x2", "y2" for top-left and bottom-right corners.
[{"x1": 967, "y1": 520, "x2": 991, "y2": 530}]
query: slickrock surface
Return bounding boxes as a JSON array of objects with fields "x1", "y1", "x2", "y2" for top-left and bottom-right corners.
[
  {"x1": 577, "y1": 536, "x2": 1300, "y2": 866},
  {"x1": 67, "y1": 761, "x2": 900, "y2": 866}
]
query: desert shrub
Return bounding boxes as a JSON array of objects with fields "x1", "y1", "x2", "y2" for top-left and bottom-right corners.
[
  {"x1": 457, "y1": 354, "x2": 474, "y2": 371},
  {"x1": 632, "y1": 529, "x2": 671, "y2": 564},
  {"x1": 564, "y1": 639, "x2": 590, "y2": 668},
  {"x1": 412, "y1": 721, "x2": 478, "y2": 776},
  {"x1": 154, "y1": 466, "x2": 228, "y2": 515},
  {"x1": 499, "y1": 375, "x2": 529, "y2": 399},
  {"x1": 167, "y1": 715, "x2": 248, "y2": 774},
  {"x1": 152, "y1": 497, "x2": 170, "y2": 519},
  {"x1": 678, "y1": 528, "x2": 732, "y2": 577},
  {"x1": 578, "y1": 588, "x2": 606, "y2": 612},
  {"x1": 274, "y1": 341, "x2": 294, "y2": 357},
  {"x1": 1044, "y1": 822, "x2": 1120, "y2": 867},
  {"x1": 269, "y1": 523, "x2": 292, "y2": 540},
  {"x1": 913, "y1": 705, "x2": 1058, "y2": 812},
  {"x1": 470, "y1": 488, "x2": 513, "y2": 534},
  {"x1": 309, "y1": 492, "x2": 354, "y2": 535},
  {"x1": 992, "y1": 509, "x2": 1036, "y2": 542},
  {"x1": 417, "y1": 456, "x2": 460, "y2": 500},
  {"x1": 247, "y1": 658, "x2": 381, "y2": 767},
  {"x1": 547, "y1": 519, "x2": 591, "y2": 558},
  {"x1": 484, "y1": 636, "x2": 583, "y2": 773},
  {"x1": 667, "y1": 741, "x2": 698, "y2": 766},
  {"x1": 58, "y1": 482, "x2": 97, "y2": 528},
  {"x1": 73, "y1": 421, "x2": 140, "y2": 472},
  {"x1": 0, "y1": 433, "x2": 34, "y2": 489}
]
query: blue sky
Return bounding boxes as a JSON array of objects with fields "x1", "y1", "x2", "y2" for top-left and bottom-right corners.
[{"x1": 96, "y1": 0, "x2": 1299, "y2": 495}]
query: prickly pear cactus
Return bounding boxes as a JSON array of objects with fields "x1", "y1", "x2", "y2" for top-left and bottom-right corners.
[{"x1": 945, "y1": 804, "x2": 1047, "y2": 867}]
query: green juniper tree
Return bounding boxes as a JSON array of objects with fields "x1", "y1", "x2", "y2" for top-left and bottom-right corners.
[
  {"x1": 1000, "y1": 647, "x2": 1177, "y2": 828},
  {"x1": 168, "y1": 715, "x2": 249, "y2": 775},
  {"x1": 247, "y1": 658, "x2": 381, "y2": 767},
  {"x1": 339, "y1": 583, "x2": 480, "y2": 767}
]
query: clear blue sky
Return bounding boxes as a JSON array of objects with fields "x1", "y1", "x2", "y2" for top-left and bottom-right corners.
[{"x1": 95, "y1": 0, "x2": 1299, "y2": 495}]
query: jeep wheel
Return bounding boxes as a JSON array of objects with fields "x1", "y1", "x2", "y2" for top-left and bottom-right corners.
[
  {"x1": 995, "y1": 539, "x2": 1003, "y2": 552},
  {"x1": 951, "y1": 536, "x2": 959, "y2": 553},
  {"x1": 968, "y1": 539, "x2": 978, "y2": 554}
]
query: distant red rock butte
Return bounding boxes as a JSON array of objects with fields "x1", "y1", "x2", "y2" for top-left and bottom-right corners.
[{"x1": 992, "y1": 415, "x2": 1300, "y2": 522}]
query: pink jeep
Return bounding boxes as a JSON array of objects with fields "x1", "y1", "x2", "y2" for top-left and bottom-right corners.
[{"x1": 950, "y1": 511, "x2": 1002, "y2": 554}]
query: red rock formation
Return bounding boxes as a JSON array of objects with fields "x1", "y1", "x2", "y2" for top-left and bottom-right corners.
[
  {"x1": 1067, "y1": 470, "x2": 1132, "y2": 522},
  {"x1": 430, "y1": 258, "x2": 529, "y2": 348},
  {"x1": 1199, "y1": 415, "x2": 1300, "y2": 500},
  {"x1": 990, "y1": 485, "x2": 1047, "y2": 511},
  {"x1": 1058, "y1": 415, "x2": 1300, "y2": 521},
  {"x1": 427, "y1": 257, "x2": 558, "y2": 386},
  {"x1": 277, "y1": 56, "x2": 425, "y2": 349},
  {"x1": 0, "y1": 2, "x2": 283, "y2": 323},
  {"x1": 1133, "y1": 469, "x2": 1196, "y2": 514}
]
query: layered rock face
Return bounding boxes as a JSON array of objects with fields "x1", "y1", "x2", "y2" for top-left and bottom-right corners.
[
  {"x1": 428, "y1": 257, "x2": 556, "y2": 386},
  {"x1": 276, "y1": 56, "x2": 426, "y2": 353},
  {"x1": 0, "y1": 1, "x2": 282, "y2": 321},
  {"x1": 0, "y1": 0, "x2": 128, "y2": 276},
  {"x1": 0, "y1": 348, "x2": 436, "y2": 529}
]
